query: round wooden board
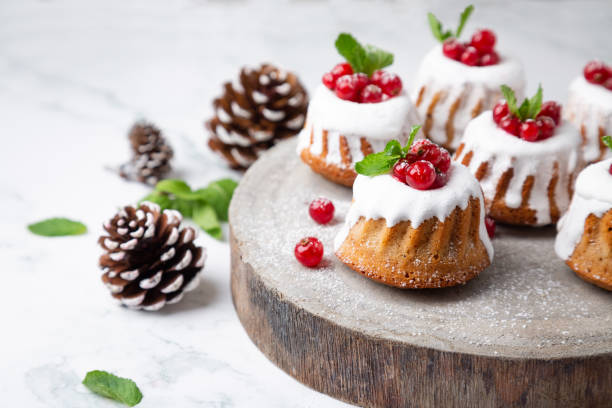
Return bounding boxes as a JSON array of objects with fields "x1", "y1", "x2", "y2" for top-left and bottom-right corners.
[{"x1": 229, "y1": 138, "x2": 612, "y2": 408}]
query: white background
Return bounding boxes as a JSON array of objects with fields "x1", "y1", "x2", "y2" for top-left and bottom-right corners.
[{"x1": 1, "y1": 0, "x2": 610, "y2": 406}]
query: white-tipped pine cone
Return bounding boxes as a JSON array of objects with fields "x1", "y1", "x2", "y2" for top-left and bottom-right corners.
[
  {"x1": 206, "y1": 63, "x2": 308, "y2": 169},
  {"x1": 120, "y1": 121, "x2": 173, "y2": 185},
  {"x1": 98, "y1": 202, "x2": 205, "y2": 311}
]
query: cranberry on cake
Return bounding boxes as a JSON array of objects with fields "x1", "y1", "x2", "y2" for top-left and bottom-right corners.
[
  {"x1": 555, "y1": 137, "x2": 612, "y2": 291},
  {"x1": 454, "y1": 85, "x2": 583, "y2": 226},
  {"x1": 298, "y1": 33, "x2": 420, "y2": 187},
  {"x1": 565, "y1": 60, "x2": 612, "y2": 163},
  {"x1": 412, "y1": 5, "x2": 526, "y2": 151},
  {"x1": 334, "y1": 126, "x2": 493, "y2": 289}
]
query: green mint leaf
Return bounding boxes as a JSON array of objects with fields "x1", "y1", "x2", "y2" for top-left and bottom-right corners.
[
  {"x1": 28, "y1": 218, "x2": 87, "y2": 237},
  {"x1": 402, "y1": 125, "x2": 423, "y2": 153},
  {"x1": 82, "y1": 370, "x2": 142, "y2": 407},
  {"x1": 602, "y1": 135, "x2": 612, "y2": 151},
  {"x1": 517, "y1": 98, "x2": 530, "y2": 121},
  {"x1": 527, "y1": 84, "x2": 543, "y2": 119},
  {"x1": 427, "y1": 12, "x2": 448, "y2": 42},
  {"x1": 384, "y1": 140, "x2": 402, "y2": 157},
  {"x1": 362, "y1": 45, "x2": 394, "y2": 77},
  {"x1": 335, "y1": 33, "x2": 366, "y2": 73},
  {"x1": 211, "y1": 178, "x2": 238, "y2": 198},
  {"x1": 501, "y1": 85, "x2": 519, "y2": 117},
  {"x1": 192, "y1": 185, "x2": 230, "y2": 222},
  {"x1": 355, "y1": 152, "x2": 401, "y2": 176},
  {"x1": 155, "y1": 179, "x2": 191, "y2": 196},
  {"x1": 193, "y1": 204, "x2": 222, "y2": 240},
  {"x1": 455, "y1": 5, "x2": 474, "y2": 38}
]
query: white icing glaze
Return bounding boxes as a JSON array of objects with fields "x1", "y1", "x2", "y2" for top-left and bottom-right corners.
[
  {"x1": 565, "y1": 76, "x2": 612, "y2": 162},
  {"x1": 455, "y1": 112, "x2": 582, "y2": 225},
  {"x1": 412, "y1": 45, "x2": 526, "y2": 149},
  {"x1": 304, "y1": 85, "x2": 418, "y2": 140},
  {"x1": 297, "y1": 84, "x2": 420, "y2": 169},
  {"x1": 554, "y1": 158, "x2": 612, "y2": 260},
  {"x1": 334, "y1": 162, "x2": 494, "y2": 260}
]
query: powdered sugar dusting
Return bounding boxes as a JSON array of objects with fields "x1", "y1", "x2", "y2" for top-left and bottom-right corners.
[{"x1": 230, "y1": 139, "x2": 612, "y2": 359}]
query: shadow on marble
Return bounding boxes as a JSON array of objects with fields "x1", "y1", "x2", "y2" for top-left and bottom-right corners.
[{"x1": 157, "y1": 276, "x2": 220, "y2": 315}]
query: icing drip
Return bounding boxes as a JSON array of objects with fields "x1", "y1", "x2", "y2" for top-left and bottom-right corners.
[
  {"x1": 334, "y1": 162, "x2": 494, "y2": 260},
  {"x1": 554, "y1": 158, "x2": 612, "y2": 260},
  {"x1": 304, "y1": 85, "x2": 419, "y2": 140},
  {"x1": 455, "y1": 112, "x2": 582, "y2": 225},
  {"x1": 565, "y1": 76, "x2": 612, "y2": 162},
  {"x1": 412, "y1": 45, "x2": 525, "y2": 150},
  {"x1": 297, "y1": 84, "x2": 420, "y2": 169}
]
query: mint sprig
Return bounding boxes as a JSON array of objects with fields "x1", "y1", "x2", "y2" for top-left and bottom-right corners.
[
  {"x1": 501, "y1": 84, "x2": 543, "y2": 122},
  {"x1": 335, "y1": 33, "x2": 394, "y2": 77},
  {"x1": 428, "y1": 5, "x2": 474, "y2": 42},
  {"x1": 27, "y1": 218, "x2": 87, "y2": 237},
  {"x1": 603, "y1": 135, "x2": 612, "y2": 151},
  {"x1": 82, "y1": 370, "x2": 142, "y2": 406},
  {"x1": 141, "y1": 178, "x2": 238, "y2": 240},
  {"x1": 355, "y1": 125, "x2": 422, "y2": 176}
]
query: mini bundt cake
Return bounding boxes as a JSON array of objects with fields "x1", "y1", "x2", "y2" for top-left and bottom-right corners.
[
  {"x1": 565, "y1": 60, "x2": 612, "y2": 163},
  {"x1": 412, "y1": 6, "x2": 525, "y2": 151},
  {"x1": 298, "y1": 33, "x2": 420, "y2": 187},
  {"x1": 454, "y1": 86, "x2": 583, "y2": 226},
  {"x1": 335, "y1": 134, "x2": 493, "y2": 289},
  {"x1": 555, "y1": 157, "x2": 612, "y2": 291}
]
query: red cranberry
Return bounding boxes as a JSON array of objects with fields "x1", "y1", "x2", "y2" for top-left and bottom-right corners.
[
  {"x1": 353, "y1": 73, "x2": 369, "y2": 92},
  {"x1": 493, "y1": 101, "x2": 509, "y2": 124},
  {"x1": 470, "y1": 29, "x2": 496, "y2": 54},
  {"x1": 322, "y1": 72, "x2": 335, "y2": 90},
  {"x1": 538, "y1": 101, "x2": 562, "y2": 125},
  {"x1": 479, "y1": 51, "x2": 499, "y2": 66},
  {"x1": 331, "y1": 63, "x2": 353, "y2": 80},
  {"x1": 485, "y1": 216, "x2": 496, "y2": 238},
  {"x1": 584, "y1": 60, "x2": 609, "y2": 84},
  {"x1": 520, "y1": 119, "x2": 540, "y2": 142},
  {"x1": 536, "y1": 116, "x2": 556, "y2": 140},
  {"x1": 410, "y1": 139, "x2": 435, "y2": 152},
  {"x1": 406, "y1": 160, "x2": 437, "y2": 190},
  {"x1": 442, "y1": 38, "x2": 466, "y2": 61},
  {"x1": 431, "y1": 171, "x2": 449, "y2": 189},
  {"x1": 309, "y1": 198, "x2": 335, "y2": 225},
  {"x1": 371, "y1": 70, "x2": 385, "y2": 84},
  {"x1": 609, "y1": 163, "x2": 612, "y2": 175},
  {"x1": 335, "y1": 75, "x2": 359, "y2": 101},
  {"x1": 360, "y1": 84, "x2": 383, "y2": 103},
  {"x1": 294, "y1": 237, "x2": 324, "y2": 268},
  {"x1": 436, "y1": 148, "x2": 451, "y2": 173},
  {"x1": 392, "y1": 158, "x2": 411, "y2": 182},
  {"x1": 378, "y1": 72, "x2": 403, "y2": 96},
  {"x1": 415, "y1": 143, "x2": 441, "y2": 164},
  {"x1": 499, "y1": 114, "x2": 520, "y2": 136},
  {"x1": 604, "y1": 77, "x2": 612, "y2": 91},
  {"x1": 460, "y1": 46, "x2": 480, "y2": 67}
]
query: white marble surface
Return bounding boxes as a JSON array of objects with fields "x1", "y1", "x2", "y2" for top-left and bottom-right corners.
[{"x1": 0, "y1": 0, "x2": 610, "y2": 406}]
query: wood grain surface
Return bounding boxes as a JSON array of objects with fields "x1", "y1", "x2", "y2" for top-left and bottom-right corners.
[{"x1": 229, "y1": 139, "x2": 612, "y2": 407}]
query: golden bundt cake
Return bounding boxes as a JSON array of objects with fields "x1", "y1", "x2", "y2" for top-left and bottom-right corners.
[
  {"x1": 565, "y1": 61, "x2": 612, "y2": 163},
  {"x1": 454, "y1": 97, "x2": 583, "y2": 226},
  {"x1": 412, "y1": 7, "x2": 525, "y2": 151},
  {"x1": 335, "y1": 159, "x2": 493, "y2": 289},
  {"x1": 297, "y1": 33, "x2": 420, "y2": 187},
  {"x1": 555, "y1": 158, "x2": 612, "y2": 291}
]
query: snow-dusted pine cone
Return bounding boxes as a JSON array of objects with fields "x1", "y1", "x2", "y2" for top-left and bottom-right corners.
[
  {"x1": 98, "y1": 202, "x2": 205, "y2": 311},
  {"x1": 120, "y1": 121, "x2": 173, "y2": 185},
  {"x1": 206, "y1": 63, "x2": 308, "y2": 169}
]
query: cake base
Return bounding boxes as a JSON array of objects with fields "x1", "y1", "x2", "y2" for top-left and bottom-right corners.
[{"x1": 229, "y1": 139, "x2": 612, "y2": 408}]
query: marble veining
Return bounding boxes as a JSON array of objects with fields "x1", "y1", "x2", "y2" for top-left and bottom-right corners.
[{"x1": 0, "y1": 0, "x2": 610, "y2": 406}]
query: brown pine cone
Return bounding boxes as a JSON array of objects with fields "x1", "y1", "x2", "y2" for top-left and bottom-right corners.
[
  {"x1": 120, "y1": 121, "x2": 173, "y2": 185},
  {"x1": 98, "y1": 202, "x2": 205, "y2": 311},
  {"x1": 206, "y1": 63, "x2": 308, "y2": 169}
]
